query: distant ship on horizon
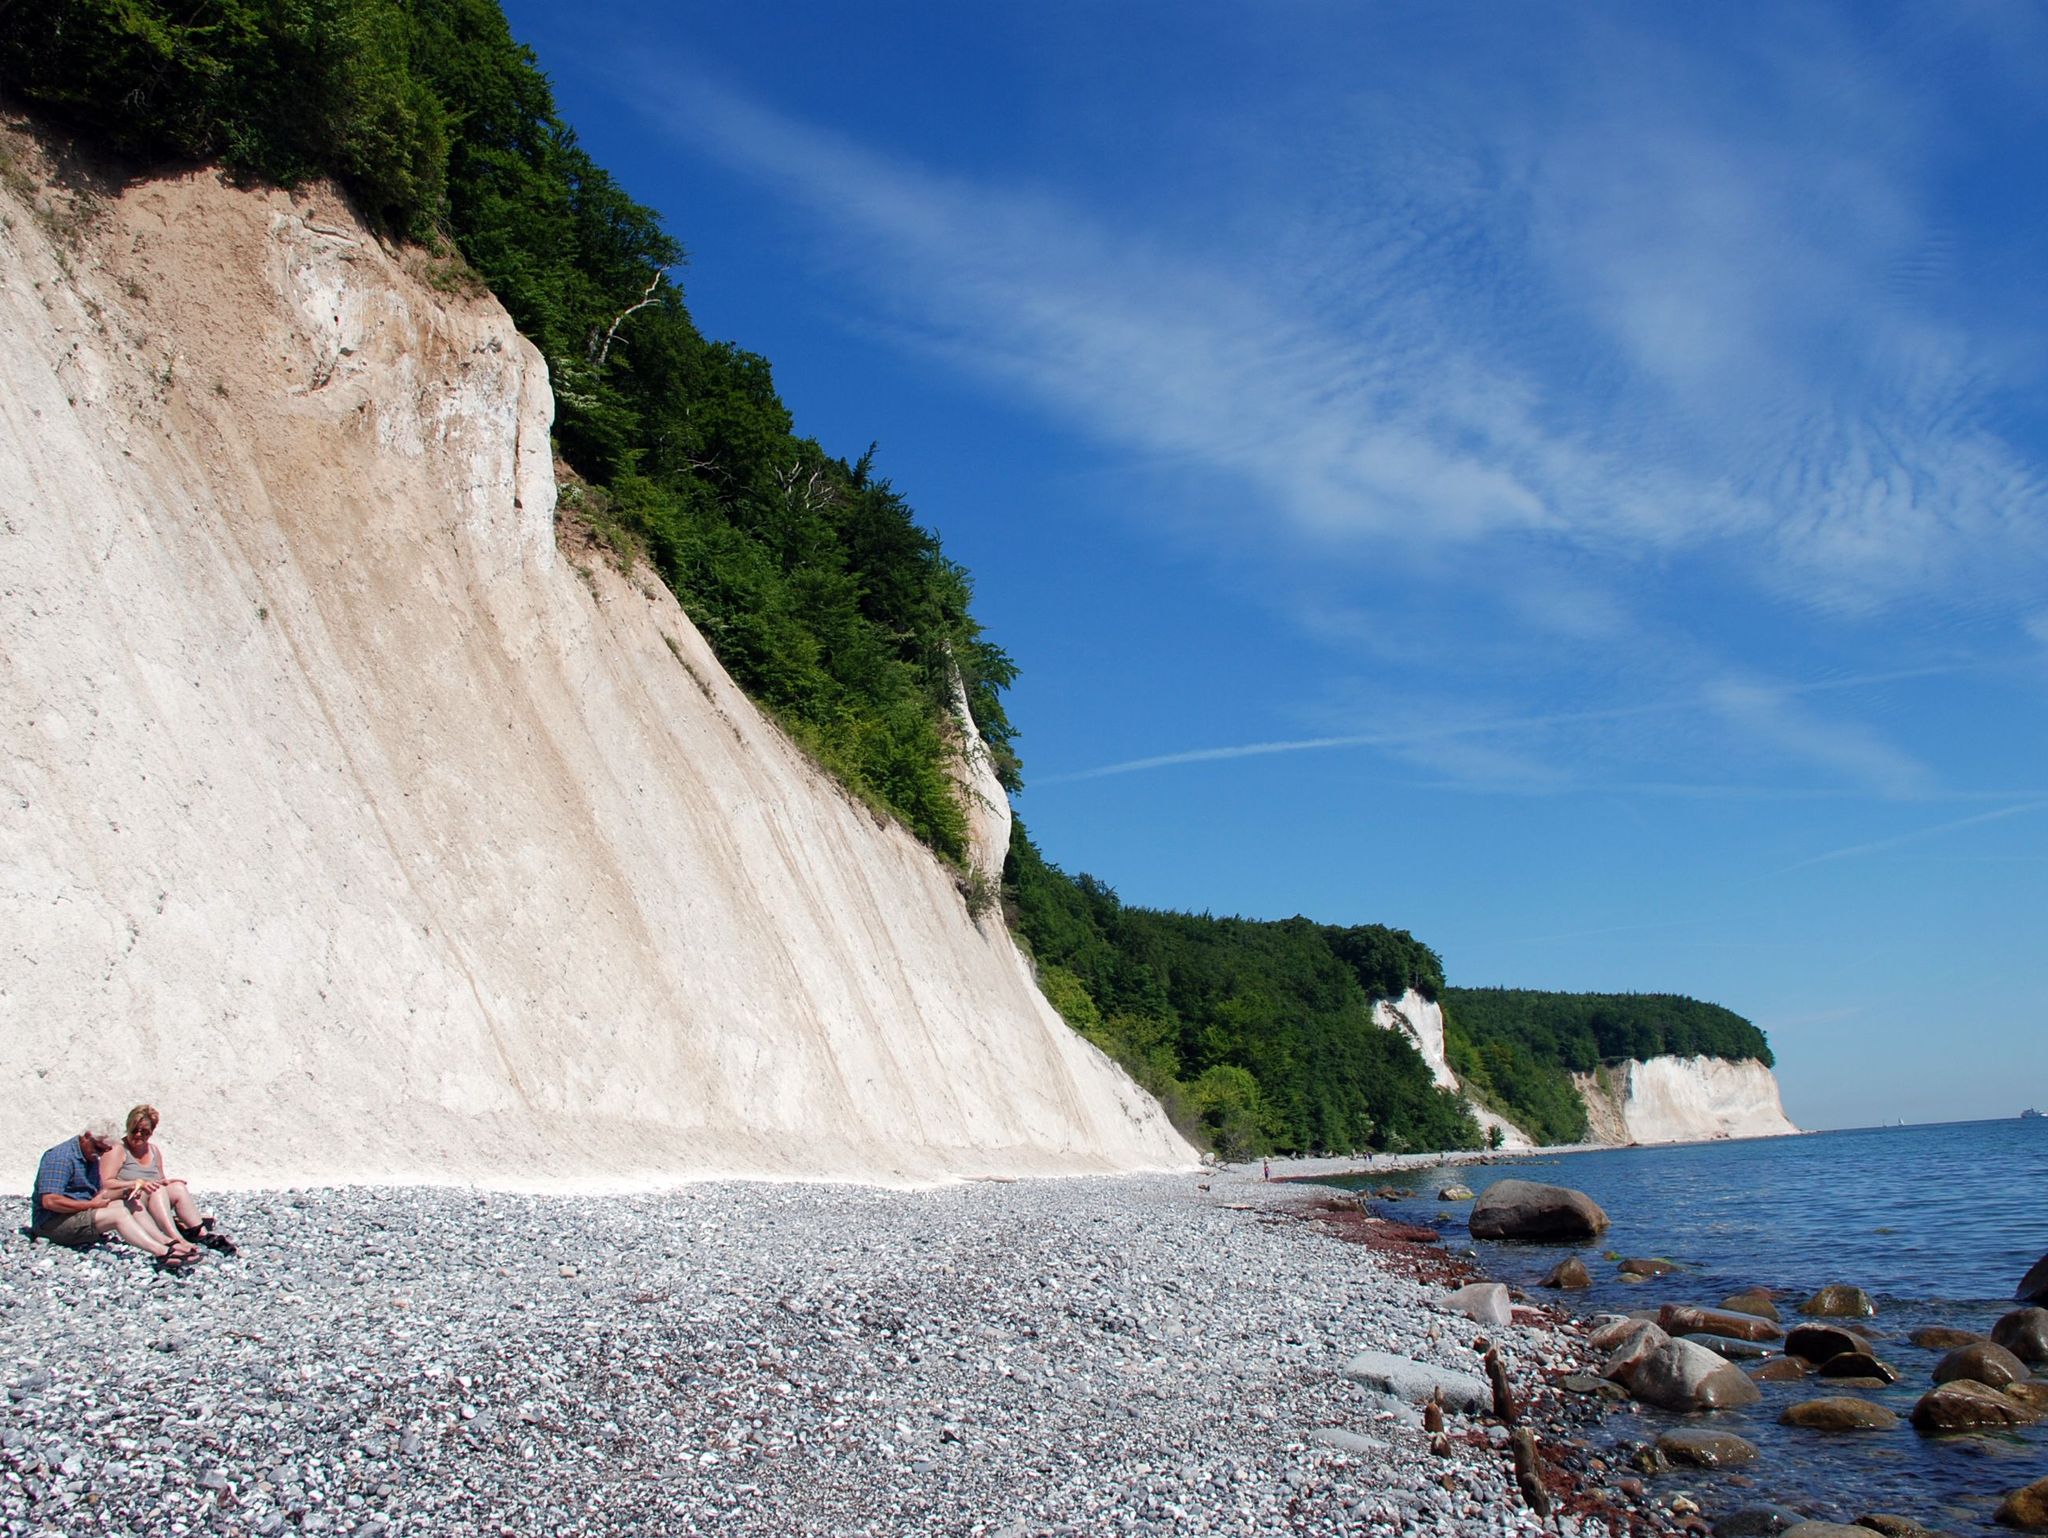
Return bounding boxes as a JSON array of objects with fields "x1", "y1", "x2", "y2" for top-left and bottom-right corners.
[{"x1": 2024, "y1": 1107, "x2": 2043, "y2": 1120}]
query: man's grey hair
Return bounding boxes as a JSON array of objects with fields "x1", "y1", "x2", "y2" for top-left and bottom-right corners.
[{"x1": 84, "y1": 1118, "x2": 121, "y2": 1145}]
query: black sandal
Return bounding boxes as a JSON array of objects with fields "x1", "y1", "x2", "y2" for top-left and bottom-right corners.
[
  {"x1": 180, "y1": 1219, "x2": 237, "y2": 1256},
  {"x1": 153, "y1": 1248, "x2": 202, "y2": 1274}
]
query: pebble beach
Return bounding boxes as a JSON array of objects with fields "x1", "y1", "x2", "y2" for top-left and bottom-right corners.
[{"x1": 0, "y1": 1170, "x2": 1613, "y2": 1538}]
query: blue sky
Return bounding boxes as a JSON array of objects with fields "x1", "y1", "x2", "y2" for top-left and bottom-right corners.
[{"x1": 498, "y1": 1, "x2": 2048, "y2": 1130}]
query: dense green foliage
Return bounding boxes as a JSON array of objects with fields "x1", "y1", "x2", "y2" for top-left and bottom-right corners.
[
  {"x1": 1007, "y1": 825, "x2": 1480, "y2": 1158},
  {"x1": 2, "y1": 0, "x2": 1018, "y2": 857},
  {"x1": 1441, "y1": 988, "x2": 1774, "y2": 1070}
]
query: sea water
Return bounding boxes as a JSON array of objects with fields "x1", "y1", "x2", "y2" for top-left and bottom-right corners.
[{"x1": 1320, "y1": 1118, "x2": 2048, "y2": 1533}]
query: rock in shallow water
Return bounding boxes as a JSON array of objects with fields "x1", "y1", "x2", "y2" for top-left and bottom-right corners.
[
  {"x1": 1660, "y1": 1304, "x2": 1783, "y2": 1343},
  {"x1": 1751, "y1": 1357, "x2": 1814, "y2": 1383},
  {"x1": 1991, "y1": 1308, "x2": 2048, "y2": 1368},
  {"x1": 1910, "y1": 1326, "x2": 1986, "y2": 1352},
  {"x1": 1656, "y1": 1428, "x2": 1758, "y2": 1468},
  {"x1": 1628, "y1": 1338, "x2": 1764, "y2": 1411},
  {"x1": 1817, "y1": 1353, "x2": 1898, "y2": 1384},
  {"x1": 1685, "y1": 1333, "x2": 1776, "y2": 1361},
  {"x1": 1721, "y1": 1290, "x2": 1782, "y2": 1322},
  {"x1": 1800, "y1": 1285, "x2": 1877, "y2": 1319},
  {"x1": 1714, "y1": 1506, "x2": 1807, "y2": 1538},
  {"x1": 1854, "y1": 1513, "x2": 1947, "y2": 1538},
  {"x1": 2015, "y1": 1252, "x2": 2048, "y2": 1307},
  {"x1": 1997, "y1": 1476, "x2": 2048, "y2": 1530},
  {"x1": 1779, "y1": 1396, "x2": 1899, "y2": 1431},
  {"x1": 1542, "y1": 1257, "x2": 1592, "y2": 1290},
  {"x1": 1910, "y1": 1380, "x2": 2043, "y2": 1433},
  {"x1": 1603, "y1": 1321, "x2": 1672, "y2": 1386},
  {"x1": 1932, "y1": 1341, "x2": 2031, "y2": 1390},
  {"x1": 1786, "y1": 1323, "x2": 1876, "y2": 1365},
  {"x1": 1468, "y1": 1180, "x2": 1610, "y2": 1242}
]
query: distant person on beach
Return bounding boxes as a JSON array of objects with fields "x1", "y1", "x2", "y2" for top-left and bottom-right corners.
[
  {"x1": 28, "y1": 1122, "x2": 203, "y2": 1271},
  {"x1": 98, "y1": 1105, "x2": 236, "y2": 1256}
]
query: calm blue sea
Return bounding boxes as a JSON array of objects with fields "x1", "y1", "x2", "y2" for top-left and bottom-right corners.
[{"x1": 1319, "y1": 1118, "x2": 2048, "y2": 1534}]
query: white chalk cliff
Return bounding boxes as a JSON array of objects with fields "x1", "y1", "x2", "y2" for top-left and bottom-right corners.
[
  {"x1": 1573, "y1": 1057, "x2": 1798, "y2": 1145},
  {"x1": 0, "y1": 151, "x2": 1194, "y2": 1188}
]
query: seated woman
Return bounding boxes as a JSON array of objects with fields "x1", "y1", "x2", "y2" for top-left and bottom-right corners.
[{"x1": 98, "y1": 1105, "x2": 237, "y2": 1255}]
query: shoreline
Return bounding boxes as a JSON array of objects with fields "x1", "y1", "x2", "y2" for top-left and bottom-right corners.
[{"x1": 0, "y1": 1168, "x2": 1652, "y2": 1537}]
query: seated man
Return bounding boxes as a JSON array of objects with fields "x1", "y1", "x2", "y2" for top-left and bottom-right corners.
[{"x1": 29, "y1": 1122, "x2": 201, "y2": 1271}]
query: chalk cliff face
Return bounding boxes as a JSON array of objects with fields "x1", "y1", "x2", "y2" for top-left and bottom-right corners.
[
  {"x1": 1574, "y1": 1057, "x2": 1798, "y2": 1145},
  {"x1": 0, "y1": 150, "x2": 1193, "y2": 1187},
  {"x1": 1369, "y1": 991, "x2": 1536, "y2": 1150}
]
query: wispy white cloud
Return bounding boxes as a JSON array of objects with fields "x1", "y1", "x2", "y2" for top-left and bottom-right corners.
[
  {"x1": 623, "y1": 11, "x2": 2047, "y2": 807},
  {"x1": 1040, "y1": 664, "x2": 1967, "y2": 788},
  {"x1": 1701, "y1": 677, "x2": 1934, "y2": 798},
  {"x1": 1769, "y1": 798, "x2": 2048, "y2": 876},
  {"x1": 640, "y1": 25, "x2": 2047, "y2": 614}
]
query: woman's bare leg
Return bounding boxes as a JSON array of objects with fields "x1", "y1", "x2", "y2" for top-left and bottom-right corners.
[
  {"x1": 126, "y1": 1192, "x2": 185, "y2": 1250},
  {"x1": 163, "y1": 1181, "x2": 206, "y2": 1232},
  {"x1": 143, "y1": 1188, "x2": 186, "y2": 1243}
]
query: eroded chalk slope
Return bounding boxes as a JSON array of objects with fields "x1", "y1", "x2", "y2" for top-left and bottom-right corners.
[{"x1": 0, "y1": 153, "x2": 1192, "y2": 1186}]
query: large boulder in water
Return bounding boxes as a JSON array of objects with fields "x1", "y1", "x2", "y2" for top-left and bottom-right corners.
[
  {"x1": 1933, "y1": 1341, "x2": 2031, "y2": 1390},
  {"x1": 1468, "y1": 1180, "x2": 1609, "y2": 1242},
  {"x1": 1910, "y1": 1380, "x2": 2042, "y2": 1433},
  {"x1": 1660, "y1": 1304, "x2": 1783, "y2": 1343},
  {"x1": 1779, "y1": 1396, "x2": 1898, "y2": 1431},
  {"x1": 2017, "y1": 1253, "x2": 2048, "y2": 1306},
  {"x1": 1800, "y1": 1285, "x2": 1877, "y2": 1318},
  {"x1": 1911, "y1": 1326, "x2": 1987, "y2": 1351},
  {"x1": 1992, "y1": 1308, "x2": 2048, "y2": 1368},
  {"x1": 1627, "y1": 1337, "x2": 1764, "y2": 1411}
]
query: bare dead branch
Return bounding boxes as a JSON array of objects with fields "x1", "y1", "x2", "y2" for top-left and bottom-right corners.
[{"x1": 590, "y1": 268, "x2": 671, "y2": 365}]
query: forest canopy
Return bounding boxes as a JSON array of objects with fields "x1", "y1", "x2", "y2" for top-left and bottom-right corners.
[{"x1": 1441, "y1": 988, "x2": 1774, "y2": 1071}]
